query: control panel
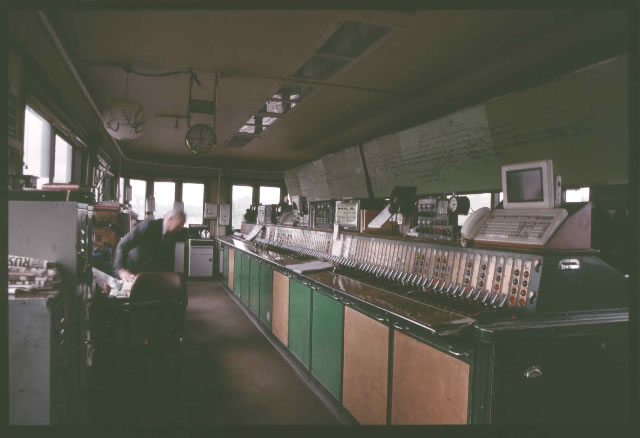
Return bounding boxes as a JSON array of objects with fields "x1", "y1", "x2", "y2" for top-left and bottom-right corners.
[
  {"x1": 413, "y1": 197, "x2": 459, "y2": 242},
  {"x1": 310, "y1": 200, "x2": 335, "y2": 230},
  {"x1": 253, "y1": 224, "x2": 628, "y2": 315}
]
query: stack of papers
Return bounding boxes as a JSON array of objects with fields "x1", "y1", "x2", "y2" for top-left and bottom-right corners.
[{"x1": 285, "y1": 261, "x2": 333, "y2": 274}]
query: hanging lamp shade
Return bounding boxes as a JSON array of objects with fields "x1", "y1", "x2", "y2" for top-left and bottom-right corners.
[{"x1": 102, "y1": 99, "x2": 146, "y2": 140}]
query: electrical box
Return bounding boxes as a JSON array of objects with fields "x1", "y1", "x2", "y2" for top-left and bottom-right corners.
[
  {"x1": 204, "y1": 203, "x2": 218, "y2": 219},
  {"x1": 219, "y1": 204, "x2": 230, "y2": 226}
]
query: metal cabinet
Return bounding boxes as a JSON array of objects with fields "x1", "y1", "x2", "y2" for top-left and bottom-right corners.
[
  {"x1": 249, "y1": 257, "x2": 260, "y2": 315},
  {"x1": 342, "y1": 305, "x2": 390, "y2": 425},
  {"x1": 288, "y1": 279, "x2": 312, "y2": 369},
  {"x1": 259, "y1": 264, "x2": 273, "y2": 329},
  {"x1": 311, "y1": 288, "x2": 344, "y2": 401},
  {"x1": 9, "y1": 292, "x2": 70, "y2": 425}
]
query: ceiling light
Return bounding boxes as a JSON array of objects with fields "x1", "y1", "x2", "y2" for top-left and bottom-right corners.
[
  {"x1": 103, "y1": 71, "x2": 145, "y2": 140},
  {"x1": 102, "y1": 98, "x2": 145, "y2": 140}
]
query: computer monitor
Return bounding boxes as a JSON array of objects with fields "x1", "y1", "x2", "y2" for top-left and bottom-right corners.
[{"x1": 501, "y1": 160, "x2": 554, "y2": 209}]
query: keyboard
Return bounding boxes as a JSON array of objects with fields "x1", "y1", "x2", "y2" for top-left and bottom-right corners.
[{"x1": 474, "y1": 208, "x2": 568, "y2": 247}]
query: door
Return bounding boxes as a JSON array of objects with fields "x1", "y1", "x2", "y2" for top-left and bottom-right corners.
[
  {"x1": 240, "y1": 254, "x2": 249, "y2": 305},
  {"x1": 391, "y1": 331, "x2": 469, "y2": 424},
  {"x1": 223, "y1": 246, "x2": 228, "y2": 281},
  {"x1": 232, "y1": 250, "x2": 241, "y2": 295},
  {"x1": 249, "y1": 258, "x2": 260, "y2": 315},
  {"x1": 272, "y1": 271, "x2": 289, "y2": 346},
  {"x1": 342, "y1": 306, "x2": 389, "y2": 425},
  {"x1": 259, "y1": 264, "x2": 273, "y2": 329},
  {"x1": 311, "y1": 289, "x2": 344, "y2": 401},
  {"x1": 288, "y1": 279, "x2": 311, "y2": 369}
]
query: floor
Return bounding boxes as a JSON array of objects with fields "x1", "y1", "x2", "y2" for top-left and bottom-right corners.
[{"x1": 89, "y1": 280, "x2": 340, "y2": 426}]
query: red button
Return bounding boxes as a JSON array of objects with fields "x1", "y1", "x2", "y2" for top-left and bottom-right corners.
[
  {"x1": 494, "y1": 284, "x2": 500, "y2": 291},
  {"x1": 519, "y1": 298, "x2": 526, "y2": 306}
]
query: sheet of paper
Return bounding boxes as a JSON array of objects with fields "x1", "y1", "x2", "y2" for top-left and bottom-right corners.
[
  {"x1": 245, "y1": 224, "x2": 265, "y2": 241},
  {"x1": 285, "y1": 261, "x2": 334, "y2": 274},
  {"x1": 367, "y1": 204, "x2": 392, "y2": 228}
]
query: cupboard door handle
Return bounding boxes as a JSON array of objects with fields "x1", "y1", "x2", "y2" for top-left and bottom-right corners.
[
  {"x1": 375, "y1": 315, "x2": 387, "y2": 322},
  {"x1": 393, "y1": 323, "x2": 405, "y2": 331},
  {"x1": 342, "y1": 299, "x2": 353, "y2": 307}
]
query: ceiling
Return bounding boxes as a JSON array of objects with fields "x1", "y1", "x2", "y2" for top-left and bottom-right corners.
[{"x1": 10, "y1": 8, "x2": 629, "y2": 172}]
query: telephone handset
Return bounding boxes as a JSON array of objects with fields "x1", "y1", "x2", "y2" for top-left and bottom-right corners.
[{"x1": 460, "y1": 207, "x2": 491, "y2": 246}]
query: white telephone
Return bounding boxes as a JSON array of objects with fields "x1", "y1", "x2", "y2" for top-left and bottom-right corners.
[{"x1": 460, "y1": 207, "x2": 491, "y2": 246}]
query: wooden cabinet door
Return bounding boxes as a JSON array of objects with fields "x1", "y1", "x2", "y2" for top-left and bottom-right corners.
[
  {"x1": 391, "y1": 331, "x2": 469, "y2": 424},
  {"x1": 223, "y1": 246, "x2": 228, "y2": 281},
  {"x1": 311, "y1": 289, "x2": 344, "y2": 401},
  {"x1": 272, "y1": 271, "x2": 289, "y2": 346},
  {"x1": 288, "y1": 279, "x2": 311, "y2": 369},
  {"x1": 229, "y1": 249, "x2": 237, "y2": 292},
  {"x1": 342, "y1": 306, "x2": 389, "y2": 425},
  {"x1": 259, "y1": 264, "x2": 273, "y2": 329},
  {"x1": 249, "y1": 258, "x2": 260, "y2": 314}
]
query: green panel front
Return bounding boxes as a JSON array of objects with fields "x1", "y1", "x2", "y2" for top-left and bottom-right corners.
[
  {"x1": 288, "y1": 279, "x2": 312, "y2": 369},
  {"x1": 233, "y1": 251, "x2": 241, "y2": 295},
  {"x1": 259, "y1": 264, "x2": 273, "y2": 329},
  {"x1": 240, "y1": 254, "x2": 250, "y2": 305},
  {"x1": 223, "y1": 246, "x2": 229, "y2": 280},
  {"x1": 249, "y1": 258, "x2": 260, "y2": 314},
  {"x1": 311, "y1": 289, "x2": 344, "y2": 401}
]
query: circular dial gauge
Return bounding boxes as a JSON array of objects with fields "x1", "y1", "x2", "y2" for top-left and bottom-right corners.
[
  {"x1": 448, "y1": 196, "x2": 471, "y2": 214},
  {"x1": 185, "y1": 124, "x2": 216, "y2": 154},
  {"x1": 448, "y1": 196, "x2": 458, "y2": 213}
]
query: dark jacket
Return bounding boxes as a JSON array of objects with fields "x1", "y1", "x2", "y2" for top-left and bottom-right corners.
[{"x1": 113, "y1": 219, "x2": 178, "y2": 275}]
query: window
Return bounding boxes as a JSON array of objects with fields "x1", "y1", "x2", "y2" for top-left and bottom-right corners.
[
  {"x1": 53, "y1": 135, "x2": 72, "y2": 183},
  {"x1": 458, "y1": 193, "x2": 493, "y2": 227},
  {"x1": 259, "y1": 186, "x2": 281, "y2": 205},
  {"x1": 23, "y1": 106, "x2": 52, "y2": 188},
  {"x1": 154, "y1": 181, "x2": 176, "y2": 219},
  {"x1": 119, "y1": 178, "x2": 125, "y2": 204},
  {"x1": 129, "y1": 178, "x2": 147, "y2": 219},
  {"x1": 565, "y1": 187, "x2": 590, "y2": 202},
  {"x1": 232, "y1": 185, "x2": 253, "y2": 230},
  {"x1": 183, "y1": 182, "x2": 204, "y2": 226}
]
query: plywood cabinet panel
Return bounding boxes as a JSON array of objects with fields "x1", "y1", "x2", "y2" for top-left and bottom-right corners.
[
  {"x1": 391, "y1": 331, "x2": 469, "y2": 425},
  {"x1": 259, "y1": 264, "x2": 273, "y2": 329},
  {"x1": 228, "y1": 248, "x2": 235, "y2": 290},
  {"x1": 311, "y1": 290, "x2": 344, "y2": 401},
  {"x1": 249, "y1": 258, "x2": 260, "y2": 314},
  {"x1": 342, "y1": 306, "x2": 389, "y2": 425},
  {"x1": 272, "y1": 271, "x2": 289, "y2": 347}
]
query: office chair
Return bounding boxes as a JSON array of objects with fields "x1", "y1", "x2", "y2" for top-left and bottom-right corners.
[{"x1": 127, "y1": 272, "x2": 187, "y2": 385}]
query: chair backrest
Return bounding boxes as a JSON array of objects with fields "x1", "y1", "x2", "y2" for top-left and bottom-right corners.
[{"x1": 128, "y1": 272, "x2": 186, "y2": 346}]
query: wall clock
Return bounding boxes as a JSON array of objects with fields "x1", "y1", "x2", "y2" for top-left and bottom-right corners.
[{"x1": 185, "y1": 123, "x2": 216, "y2": 154}]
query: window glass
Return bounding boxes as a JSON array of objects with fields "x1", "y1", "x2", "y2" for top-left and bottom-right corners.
[
  {"x1": 119, "y1": 178, "x2": 125, "y2": 204},
  {"x1": 23, "y1": 106, "x2": 52, "y2": 188},
  {"x1": 458, "y1": 193, "x2": 493, "y2": 227},
  {"x1": 53, "y1": 135, "x2": 73, "y2": 183},
  {"x1": 129, "y1": 178, "x2": 147, "y2": 219},
  {"x1": 259, "y1": 186, "x2": 281, "y2": 205},
  {"x1": 183, "y1": 182, "x2": 204, "y2": 225},
  {"x1": 565, "y1": 187, "x2": 590, "y2": 202},
  {"x1": 154, "y1": 181, "x2": 176, "y2": 219},
  {"x1": 232, "y1": 185, "x2": 253, "y2": 230}
]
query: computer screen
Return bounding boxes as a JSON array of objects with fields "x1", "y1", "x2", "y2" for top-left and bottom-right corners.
[
  {"x1": 501, "y1": 159, "x2": 554, "y2": 209},
  {"x1": 506, "y1": 168, "x2": 543, "y2": 203}
]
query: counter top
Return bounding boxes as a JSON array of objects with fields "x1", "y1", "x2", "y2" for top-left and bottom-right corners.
[{"x1": 219, "y1": 236, "x2": 475, "y2": 336}]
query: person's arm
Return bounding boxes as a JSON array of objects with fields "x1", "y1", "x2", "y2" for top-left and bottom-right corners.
[{"x1": 113, "y1": 221, "x2": 147, "y2": 280}]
